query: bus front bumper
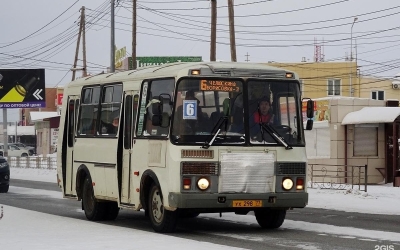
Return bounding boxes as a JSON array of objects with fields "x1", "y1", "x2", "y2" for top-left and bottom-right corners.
[{"x1": 168, "y1": 192, "x2": 308, "y2": 209}]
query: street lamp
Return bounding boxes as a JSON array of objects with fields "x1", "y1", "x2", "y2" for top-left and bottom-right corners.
[{"x1": 350, "y1": 17, "x2": 358, "y2": 97}]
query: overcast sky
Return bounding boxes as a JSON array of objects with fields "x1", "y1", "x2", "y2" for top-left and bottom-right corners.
[{"x1": 1, "y1": 0, "x2": 399, "y2": 121}]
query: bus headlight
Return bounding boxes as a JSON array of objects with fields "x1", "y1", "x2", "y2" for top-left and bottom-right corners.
[
  {"x1": 197, "y1": 178, "x2": 210, "y2": 190},
  {"x1": 282, "y1": 178, "x2": 294, "y2": 191}
]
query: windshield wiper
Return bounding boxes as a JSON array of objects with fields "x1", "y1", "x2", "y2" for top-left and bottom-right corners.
[
  {"x1": 201, "y1": 116, "x2": 229, "y2": 149},
  {"x1": 260, "y1": 123, "x2": 292, "y2": 150}
]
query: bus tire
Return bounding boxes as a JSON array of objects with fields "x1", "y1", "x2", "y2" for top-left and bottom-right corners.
[
  {"x1": 82, "y1": 176, "x2": 106, "y2": 221},
  {"x1": 104, "y1": 202, "x2": 120, "y2": 220},
  {"x1": 254, "y1": 209, "x2": 286, "y2": 229},
  {"x1": 148, "y1": 183, "x2": 178, "y2": 233},
  {"x1": 0, "y1": 184, "x2": 9, "y2": 193}
]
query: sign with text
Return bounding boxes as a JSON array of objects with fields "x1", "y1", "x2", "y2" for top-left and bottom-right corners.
[
  {"x1": 129, "y1": 56, "x2": 202, "y2": 69},
  {"x1": 200, "y1": 80, "x2": 240, "y2": 92},
  {"x1": 51, "y1": 128, "x2": 59, "y2": 146},
  {"x1": 0, "y1": 69, "x2": 46, "y2": 108}
]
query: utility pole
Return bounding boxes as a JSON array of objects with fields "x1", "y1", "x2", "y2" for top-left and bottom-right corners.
[
  {"x1": 71, "y1": 6, "x2": 84, "y2": 81},
  {"x1": 110, "y1": 0, "x2": 116, "y2": 73},
  {"x1": 245, "y1": 52, "x2": 250, "y2": 62},
  {"x1": 210, "y1": 0, "x2": 217, "y2": 61},
  {"x1": 132, "y1": 0, "x2": 137, "y2": 69},
  {"x1": 349, "y1": 17, "x2": 358, "y2": 97},
  {"x1": 227, "y1": 0, "x2": 237, "y2": 62},
  {"x1": 82, "y1": 6, "x2": 87, "y2": 77}
]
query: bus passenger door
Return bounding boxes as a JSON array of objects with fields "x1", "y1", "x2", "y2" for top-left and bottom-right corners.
[
  {"x1": 65, "y1": 96, "x2": 79, "y2": 196},
  {"x1": 121, "y1": 91, "x2": 138, "y2": 205}
]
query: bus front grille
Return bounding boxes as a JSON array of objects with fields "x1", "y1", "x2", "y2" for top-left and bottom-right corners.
[
  {"x1": 276, "y1": 162, "x2": 306, "y2": 175},
  {"x1": 181, "y1": 162, "x2": 219, "y2": 175},
  {"x1": 219, "y1": 152, "x2": 275, "y2": 193}
]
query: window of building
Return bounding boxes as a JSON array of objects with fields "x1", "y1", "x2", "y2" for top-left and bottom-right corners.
[
  {"x1": 327, "y1": 79, "x2": 341, "y2": 96},
  {"x1": 137, "y1": 79, "x2": 174, "y2": 137},
  {"x1": 353, "y1": 126, "x2": 378, "y2": 156},
  {"x1": 371, "y1": 90, "x2": 384, "y2": 100}
]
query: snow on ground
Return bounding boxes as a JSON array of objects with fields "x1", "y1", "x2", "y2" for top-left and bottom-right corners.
[
  {"x1": 2, "y1": 167, "x2": 400, "y2": 248},
  {"x1": 0, "y1": 205, "x2": 244, "y2": 250}
]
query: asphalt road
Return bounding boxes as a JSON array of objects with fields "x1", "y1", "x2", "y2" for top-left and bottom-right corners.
[{"x1": 1, "y1": 179, "x2": 399, "y2": 250}]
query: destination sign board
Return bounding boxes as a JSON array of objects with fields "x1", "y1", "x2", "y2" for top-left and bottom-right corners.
[
  {"x1": 200, "y1": 80, "x2": 240, "y2": 92},
  {"x1": 0, "y1": 69, "x2": 46, "y2": 108}
]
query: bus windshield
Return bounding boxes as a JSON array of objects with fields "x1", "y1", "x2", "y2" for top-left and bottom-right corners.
[
  {"x1": 172, "y1": 78, "x2": 244, "y2": 145},
  {"x1": 171, "y1": 78, "x2": 304, "y2": 146}
]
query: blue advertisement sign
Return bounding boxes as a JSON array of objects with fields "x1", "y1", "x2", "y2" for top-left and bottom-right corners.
[
  {"x1": 183, "y1": 100, "x2": 198, "y2": 119},
  {"x1": 0, "y1": 69, "x2": 46, "y2": 108}
]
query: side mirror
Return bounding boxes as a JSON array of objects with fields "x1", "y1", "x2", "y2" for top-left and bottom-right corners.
[
  {"x1": 152, "y1": 114, "x2": 162, "y2": 126},
  {"x1": 151, "y1": 112, "x2": 170, "y2": 127},
  {"x1": 305, "y1": 119, "x2": 313, "y2": 130},
  {"x1": 151, "y1": 100, "x2": 162, "y2": 116},
  {"x1": 306, "y1": 99, "x2": 314, "y2": 118}
]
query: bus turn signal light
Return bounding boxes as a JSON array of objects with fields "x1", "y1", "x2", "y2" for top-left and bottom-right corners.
[
  {"x1": 296, "y1": 178, "x2": 304, "y2": 190},
  {"x1": 183, "y1": 178, "x2": 191, "y2": 190}
]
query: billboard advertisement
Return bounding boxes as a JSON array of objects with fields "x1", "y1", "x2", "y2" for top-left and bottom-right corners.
[
  {"x1": 0, "y1": 69, "x2": 46, "y2": 108},
  {"x1": 128, "y1": 56, "x2": 202, "y2": 69}
]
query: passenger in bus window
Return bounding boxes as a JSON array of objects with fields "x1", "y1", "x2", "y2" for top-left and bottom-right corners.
[
  {"x1": 111, "y1": 116, "x2": 119, "y2": 134},
  {"x1": 100, "y1": 116, "x2": 119, "y2": 135}
]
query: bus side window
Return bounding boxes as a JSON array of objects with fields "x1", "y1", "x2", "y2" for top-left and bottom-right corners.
[
  {"x1": 142, "y1": 78, "x2": 174, "y2": 137},
  {"x1": 124, "y1": 95, "x2": 133, "y2": 149},
  {"x1": 99, "y1": 84, "x2": 122, "y2": 136},
  {"x1": 78, "y1": 86, "x2": 101, "y2": 136}
]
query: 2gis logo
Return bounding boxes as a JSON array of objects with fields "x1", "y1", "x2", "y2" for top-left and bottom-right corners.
[{"x1": 375, "y1": 245, "x2": 395, "y2": 250}]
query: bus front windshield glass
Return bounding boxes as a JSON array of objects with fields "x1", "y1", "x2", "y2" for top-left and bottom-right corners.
[
  {"x1": 172, "y1": 78, "x2": 245, "y2": 145},
  {"x1": 171, "y1": 78, "x2": 305, "y2": 147},
  {"x1": 247, "y1": 80, "x2": 304, "y2": 146}
]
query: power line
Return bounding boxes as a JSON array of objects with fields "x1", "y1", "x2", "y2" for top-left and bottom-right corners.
[{"x1": 0, "y1": 0, "x2": 79, "y2": 49}]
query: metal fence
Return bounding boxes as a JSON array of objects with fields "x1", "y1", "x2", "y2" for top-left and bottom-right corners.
[
  {"x1": 6, "y1": 156, "x2": 57, "y2": 169},
  {"x1": 308, "y1": 164, "x2": 368, "y2": 192}
]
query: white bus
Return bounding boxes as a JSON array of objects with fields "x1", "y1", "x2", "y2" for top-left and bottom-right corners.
[{"x1": 57, "y1": 62, "x2": 314, "y2": 233}]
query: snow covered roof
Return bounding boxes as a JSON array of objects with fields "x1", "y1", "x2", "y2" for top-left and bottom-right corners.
[
  {"x1": 342, "y1": 107, "x2": 400, "y2": 125},
  {"x1": 30, "y1": 112, "x2": 59, "y2": 122}
]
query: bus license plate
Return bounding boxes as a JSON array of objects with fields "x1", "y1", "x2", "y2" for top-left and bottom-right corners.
[{"x1": 232, "y1": 200, "x2": 262, "y2": 207}]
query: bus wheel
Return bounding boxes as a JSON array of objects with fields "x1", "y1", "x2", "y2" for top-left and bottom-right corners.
[
  {"x1": 82, "y1": 176, "x2": 106, "y2": 221},
  {"x1": 0, "y1": 184, "x2": 9, "y2": 193},
  {"x1": 254, "y1": 209, "x2": 286, "y2": 229},
  {"x1": 104, "y1": 202, "x2": 120, "y2": 220},
  {"x1": 148, "y1": 183, "x2": 178, "y2": 233}
]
